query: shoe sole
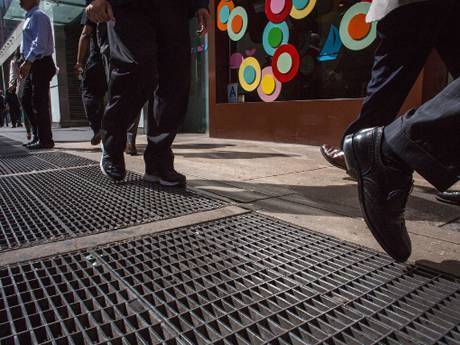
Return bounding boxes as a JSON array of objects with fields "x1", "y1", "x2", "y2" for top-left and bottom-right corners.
[
  {"x1": 343, "y1": 133, "x2": 409, "y2": 262},
  {"x1": 143, "y1": 174, "x2": 186, "y2": 187},
  {"x1": 435, "y1": 196, "x2": 460, "y2": 207}
]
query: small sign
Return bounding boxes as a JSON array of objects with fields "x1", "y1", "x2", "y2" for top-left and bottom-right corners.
[{"x1": 227, "y1": 83, "x2": 238, "y2": 103}]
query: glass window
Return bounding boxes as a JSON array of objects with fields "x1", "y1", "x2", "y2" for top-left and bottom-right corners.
[{"x1": 215, "y1": 0, "x2": 378, "y2": 103}]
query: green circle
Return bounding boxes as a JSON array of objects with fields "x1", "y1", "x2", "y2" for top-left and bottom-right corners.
[
  {"x1": 277, "y1": 52, "x2": 292, "y2": 74},
  {"x1": 244, "y1": 66, "x2": 256, "y2": 84},
  {"x1": 268, "y1": 27, "x2": 283, "y2": 48}
]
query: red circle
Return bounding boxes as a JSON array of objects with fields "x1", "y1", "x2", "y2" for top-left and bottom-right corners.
[
  {"x1": 272, "y1": 44, "x2": 300, "y2": 83},
  {"x1": 232, "y1": 15, "x2": 244, "y2": 33},
  {"x1": 265, "y1": 0, "x2": 292, "y2": 23},
  {"x1": 348, "y1": 13, "x2": 371, "y2": 40}
]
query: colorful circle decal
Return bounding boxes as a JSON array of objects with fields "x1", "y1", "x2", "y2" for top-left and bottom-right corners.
[
  {"x1": 263, "y1": 21, "x2": 289, "y2": 56},
  {"x1": 239, "y1": 57, "x2": 262, "y2": 91},
  {"x1": 265, "y1": 0, "x2": 292, "y2": 23},
  {"x1": 290, "y1": 0, "x2": 316, "y2": 19},
  {"x1": 257, "y1": 67, "x2": 282, "y2": 102},
  {"x1": 272, "y1": 44, "x2": 300, "y2": 82},
  {"x1": 217, "y1": 0, "x2": 235, "y2": 31},
  {"x1": 339, "y1": 2, "x2": 377, "y2": 51},
  {"x1": 227, "y1": 6, "x2": 248, "y2": 41}
]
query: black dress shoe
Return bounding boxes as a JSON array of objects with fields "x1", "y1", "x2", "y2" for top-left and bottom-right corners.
[
  {"x1": 100, "y1": 146, "x2": 126, "y2": 182},
  {"x1": 28, "y1": 142, "x2": 54, "y2": 150},
  {"x1": 23, "y1": 136, "x2": 39, "y2": 147},
  {"x1": 90, "y1": 131, "x2": 102, "y2": 146},
  {"x1": 436, "y1": 191, "x2": 460, "y2": 206},
  {"x1": 320, "y1": 145, "x2": 347, "y2": 170},
  {"x1": 343, "y1": 127, "x2": 413, "y2": 262},
  {"x1": 144, "y1": 151, "x2": 186, "y2": 187},
  {"x1": 125, "y1": 143, "x2": 138, "y2": 156}
]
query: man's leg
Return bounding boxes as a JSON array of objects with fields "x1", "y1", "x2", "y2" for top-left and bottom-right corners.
[
  {"x1": 143, "y1": 2, "x2": 191, "y2": 187},
  {"x1": 100, "y1": 3, "x2": 156, "y2": 181},
  {"x1": 81, "y1": 62, "x2": 105, "y2": 145},
  {"x1": 343, "y1": 77, "x2": 460, "y2": 261},
  {"x1": 384, "y1": 78, "x2": 460, "y2": 192},
  {"x1": 126, "y1": 112, "x2": 141, "y2": 155},
  {"x1": 29, "y1": 57, "x2": 56, "y2": 149},
  {"x1": 20, "y1": 74, "x2": 39, "y2": 144}
]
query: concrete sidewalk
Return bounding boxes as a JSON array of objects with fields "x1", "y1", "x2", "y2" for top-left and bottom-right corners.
[{"x1": 2, "y1": 127, "x2": 459, "y2": 276}]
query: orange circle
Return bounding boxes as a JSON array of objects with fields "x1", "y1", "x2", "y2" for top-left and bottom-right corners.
[
  {"x1": 232, "y1": 15, "x2": 244, "y2": 33},
  {"x1": 348, "y1": 13, "x2": 371, "y2": 40},
  {"x1": 217, "y1": 0, "x2": 235, "y2": 31}
]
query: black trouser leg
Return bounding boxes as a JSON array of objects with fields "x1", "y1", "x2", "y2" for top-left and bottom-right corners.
[
  {"x1": 341, "y1": 0, "x2": 460, "y2": 147},
  {"x1": 81, "y1": 60, "x2": 106, "y2": 135},
  {"x1": 384, "y1": 77, "x2": 460, "y2": 191},
  {"x1": 127, "y1": 112, "x2": 141, "y2": 146},
  {"x1": 144, "y1": 2, "x2": 191, "y2": 167},
  {"x1": 102, "y1": 4, "x2": 156, "y2": 160},
  {"x1": 26, "y1": 57, "x2": 56, "y2": 144},
  {"x1": 21, "y1": 75, "x2": 38, "y2": 137}
]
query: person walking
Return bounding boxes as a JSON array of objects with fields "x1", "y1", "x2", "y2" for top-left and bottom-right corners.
[
  {"x1": 19, "y1": 0, "x2": 56, "y2": 150},
  {"x1": 5, "y1": 89, "x2": 22, "y2": 128},
  {"x1": 75, "y1": 12, "x2": 106, "y2": 146},
  {"x1": 9, "y1": 48, "x2": 32, "y2": 141},
  {"x1": 75, "y1": 8, "x2": 144, "y2": 152},
  {"x1": 86, "y1": 0, "x2": 209, "y2": 186},
  {"x1": 320, "y1": 0, "x2": 460, "y2": 204},
  {"x1": 0, "y1": 91, "x2": 7, "y2": 128},
  {"x1": 343, "y1": 75, "x2": 460, "y2": 262}
]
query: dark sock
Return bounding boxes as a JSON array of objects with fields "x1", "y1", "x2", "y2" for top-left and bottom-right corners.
[{"x1": 381, "y1": 133, "x2": 413, "y2": 175}]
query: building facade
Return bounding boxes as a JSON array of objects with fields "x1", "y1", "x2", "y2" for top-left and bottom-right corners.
[{"x1": 208, "y1": 0, "x2": 448, "y2": 146}]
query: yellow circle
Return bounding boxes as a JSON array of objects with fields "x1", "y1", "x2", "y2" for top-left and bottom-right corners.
[
  {"x1": 238, "y1": 57, "x2": 262, "y2": 91},
  {"x1": 261, "y1": 75, "x2": 276, "y2": 95},
  {"x1": 290, "y1": 0, "x2": 317, "y2": 19}
]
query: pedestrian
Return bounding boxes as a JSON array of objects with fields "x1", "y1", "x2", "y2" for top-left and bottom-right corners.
[
  {"x1": 0, "y1": 91, "x2": 6, "y2": 128},
  {"x1": 86, "y1": 0, "x2": 209, "y2": 186},
  {"x1": 5, "y1": 89, "x2": 22, "y2": 128},
  {"x1": 75, "y1": 7, "x2": 144, "y2": 152},
  {"x1": 19, "y1": 0, "x2": 57, "y2": 150},
  {"x1": 9, "y1": 48, "x2": 33, "y2": 141},
  {"x1": 320, "y1": 0, "x2": 460, "y2": 204},
  {"x1": 74, "y1": 12, "x2": 106, "y2": 146},
  {"x1": 343, "y1": 75, "x2": 460, "y2": 262}
]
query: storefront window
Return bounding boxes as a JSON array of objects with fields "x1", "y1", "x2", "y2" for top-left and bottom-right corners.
[{"x1": 215, "y1": 0, "x2": 378, "y2": 103}]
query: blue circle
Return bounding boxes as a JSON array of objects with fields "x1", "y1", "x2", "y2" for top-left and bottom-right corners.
[
  {"x1": 219, "y1": 6, "x2": 231, "y2": 24},
  {"x1": 244, "y1": 66, "x2": 256, "y2": 84},
  {"x1": 293, "y1": 0, "x2": 309, "y2": 9},
  {"x1": 263, "y1": 21, "x2": 289, "y2": 56}
]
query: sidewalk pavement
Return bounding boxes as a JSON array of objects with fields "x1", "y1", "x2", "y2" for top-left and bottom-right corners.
[{"x1": 2, "y1": 127, "x2": 459, "y2": 276}]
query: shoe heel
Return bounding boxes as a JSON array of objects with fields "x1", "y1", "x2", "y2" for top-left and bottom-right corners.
[{"x1": 343, "y1": 134, "x2": 359, "y2": 177}]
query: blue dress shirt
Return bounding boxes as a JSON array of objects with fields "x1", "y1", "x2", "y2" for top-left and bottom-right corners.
[{"x1": 21, "y1": 6, "x2": 54, "y2": 62}]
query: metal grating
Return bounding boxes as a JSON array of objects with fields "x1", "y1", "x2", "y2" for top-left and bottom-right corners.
[
  {"x1": 0, "y1": 177, "x2": 69, "y2": 250},
  {"x1": 0, "y1": 167, "x2": 222, "y2": 252},
  {"x1": 2, "y1": 214, "x2": 458, "y2": 345},
  {"x1": 0, "y1": 252, "x2": 180, "y2": 345},
  {"x1": 0, "y1": 152, "x2": 97, "y2": 175}
]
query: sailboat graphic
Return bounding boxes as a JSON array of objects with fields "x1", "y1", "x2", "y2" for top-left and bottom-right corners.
[{"x1": 318, "y1": 25, "x2": 342, "y2": 62}]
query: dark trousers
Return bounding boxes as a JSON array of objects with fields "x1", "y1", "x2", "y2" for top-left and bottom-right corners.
[
  {"x1": 81, "y1": 60, "x2": 107, "y2": 135},
  {"x1": 9, "y1": 107, "x2": 21, "y2": 127},
  {"x1": 21, "y1": 56, "x2": 56, "y2": 144},
  {"x1": 342, "y1": 0, "x2": 460, "y2": 146},
  {"x1": 102, "y1": 0, "x2": 191, "y2": 163},
  {"x1": 385, "y1": 76, "x2": 460, "y2": 192}
]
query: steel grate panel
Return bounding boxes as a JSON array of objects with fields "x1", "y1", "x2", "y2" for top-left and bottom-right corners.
[
  {"x1": 0, "y1": 166, "x2": 222, "y2": 251},
  {"x1": 1, "y1": 213, "x2": 458, "y2": 344},
  {"x1": 89, "y1": 214, "x2": 460, "y2": 345},
  {"x1": 0, "y1": 252, "x2": 180, "y2": 345},
  {"x1": 0, "y1": 177, "x2": 70, "y2": 250},
  {"x1": 34, "y1": 152, "x2": 97, "y2": 169},
  {"x1": 66, "y1": 166, "x2": 223, "y2": 219}
]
